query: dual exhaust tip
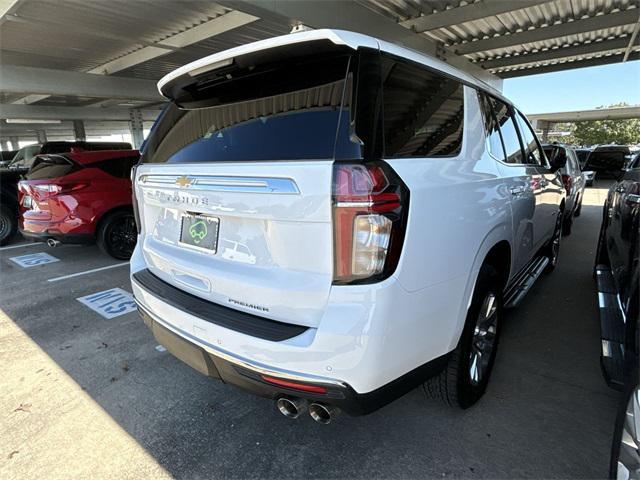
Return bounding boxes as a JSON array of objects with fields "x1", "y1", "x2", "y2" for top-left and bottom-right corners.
[{"x1": 276, "y1": 397, "x2": 338, "y2": 424}]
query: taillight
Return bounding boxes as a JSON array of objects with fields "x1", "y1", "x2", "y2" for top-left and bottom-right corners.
[
  {"x1": 561, "y1": 174, "x2": 572, "y2": 195},
  {"x1": 26, "y1": 182, "x2": 89, "y2": 200},
  {"x1": 332, "y1": 162, "x2": 409, "y2": 284}
]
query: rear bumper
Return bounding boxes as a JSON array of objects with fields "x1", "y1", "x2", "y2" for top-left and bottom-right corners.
[
  {"x1": 21, "y1": 215, "x2": 95, "y2": 238},
  {"x1": 19, "y1": 229, "x2": 93, "y2": 245},
  {"x1": 20, "y1": 228, "x2": 95, "y2": 245},
  {"x1": 136, "y1": 302, "x2": 446, "y2": 416}
]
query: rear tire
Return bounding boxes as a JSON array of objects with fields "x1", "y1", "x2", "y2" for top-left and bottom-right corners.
[
  {"x1": 562, "y1": 211, "x2": 573, "y2": 236},
  {"x1": 544, "y1": 208, "x2": 563, "y2": 273},
  {"x1": 96, "y1": 210, "x2": 137, "y2": 260},
  {"x1": 0, "y1": 204, "x2": 17, "y2": 246},
  {"x1": 424, "y1": 265, "x2": 502, "y2": 409},
  {"x1": 574, "y1": 196, "x2": 582, "y2": 217}
]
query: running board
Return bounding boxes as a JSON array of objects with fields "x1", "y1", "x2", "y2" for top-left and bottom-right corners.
[
  {"x1": 504, "y1": 256, "x2": 549, "y2": 309},
  {"x1": 595, "y1": 265, "x2": 626, "y2": 390}
]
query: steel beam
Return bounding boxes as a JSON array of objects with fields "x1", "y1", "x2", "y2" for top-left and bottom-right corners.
[
  {"x1": 455, "y1": 8, "x2": 640, "y2": 55},
  {"x1": 497, "y1": 51, "x2": 640, "y2": 78},
  {"x1": 401, "y1": 0, "x2": 551, "y2": 33},
  {"x1": 128, "y1": 110, "x2": 145, "y2": 149},
  {"x1": 527, "y1": 106, "x2": 640, "y2": 123},
  {"x1": 479, "y1": 37, "x2": 633, "y2": 69},
  {"x1": 0, "y1": 104, "x2": 162, "y2": 122},
  {"x1": 624, "y1": 18, "x2": 640, "y2": 61},
  {"x1": 73, "y1": 120, "x2": 86, "y2": 142},
  {"x1": 0, "y1": 65, "x2": 162, "y2": 102}
]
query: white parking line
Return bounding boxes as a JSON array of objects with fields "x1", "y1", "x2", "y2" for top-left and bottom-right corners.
[
  {"x1": 47, "y1": 262, "x2": 129, "y2": 283},
  {"x1": 0, "y1": 242, "x2": 41, "y2": 251}
]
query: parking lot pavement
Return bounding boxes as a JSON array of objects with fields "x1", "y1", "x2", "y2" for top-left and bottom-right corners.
[{"x1": 0, "y1": 181, "x2": 621, "y2": 479}]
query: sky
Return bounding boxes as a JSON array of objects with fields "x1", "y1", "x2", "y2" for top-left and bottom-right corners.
[{"x1": 503, "y1": 60, "x2": 640, "y2": 114}]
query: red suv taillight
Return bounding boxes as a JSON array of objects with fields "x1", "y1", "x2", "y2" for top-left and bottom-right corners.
[
  {"x1": 561, "y1": 174, "x2": 572, "y2": 195},
  {"x1": 28, "y1": 182, "x2": 89, "y2": 200},
  {"x1": 332, "y1": 162, "x2": 409, "y2": 285}
]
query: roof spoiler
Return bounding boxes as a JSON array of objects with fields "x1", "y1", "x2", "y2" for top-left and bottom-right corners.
[{"x1": 157, "y1": 29, "x2": 378, "y2": 101}]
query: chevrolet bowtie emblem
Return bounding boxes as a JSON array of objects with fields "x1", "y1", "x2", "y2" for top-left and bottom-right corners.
[{"x1": 175, "y1": 176, "x2": 192, "y2": 188}]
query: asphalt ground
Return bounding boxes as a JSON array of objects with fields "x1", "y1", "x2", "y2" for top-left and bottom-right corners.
[{"x1": 0, "y1": 180, "x2": 621, "y2": 479}]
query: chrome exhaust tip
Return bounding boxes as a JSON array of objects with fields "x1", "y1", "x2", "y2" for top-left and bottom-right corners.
[
  {"x1": 276, "y1": 397, "x2": 307, "y2": 419},
  {"x1": 309, "y1": 403, "x2": 339, "y2": 425},
  {"x1": 47, "y1": 238, "x2": 60, "y2": 248}
]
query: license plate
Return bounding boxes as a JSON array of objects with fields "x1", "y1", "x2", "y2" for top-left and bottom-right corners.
[{"x1": 179, "y1": 213, "x2": 219, "y2": 253}]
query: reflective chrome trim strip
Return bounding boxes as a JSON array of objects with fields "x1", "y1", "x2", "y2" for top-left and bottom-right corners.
[
  {"x1": 335, "y1": 201, "x2": 374, "y2": 208},
  {"x1": 138, "y1": 174, "x2": 300, "y2": 194},
  {"x1": 133, "y1": 296, "x2": 346, "y2": 388}
]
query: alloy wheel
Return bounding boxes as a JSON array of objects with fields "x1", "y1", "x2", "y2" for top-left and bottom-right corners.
[
  {"x1": 550, "y1": 214, "x2": 562, "y2": 267},
  {"x1": 469, "y1": 292, "x2": 498, "y2": 386},
  {"x1": 616, "y1": 389, "x2": 640, "y2": 480},
  {"x1": 0, "y1": 212, "x2": 9, "y2": 241},
  {"x1": 108, "y1": 215, "x2": 137, "y2": 259}
]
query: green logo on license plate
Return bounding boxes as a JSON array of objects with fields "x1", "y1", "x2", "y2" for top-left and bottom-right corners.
[{"x1": 188, "y1": 220, "x2": 208, "y2": 244}]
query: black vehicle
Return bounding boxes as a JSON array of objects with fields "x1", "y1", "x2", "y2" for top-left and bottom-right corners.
[
  {"x1": 594, "y1": 164, "x2": 640, "y2": 478},
  {"x1": 574, "y1": 147, "x2": 592, "y2": 169},
  {"x1": 0, "y1": 150, "x2": 17, "y2": 167},
  {"x1": 585, "y1": 145, "x2": 631, "y2": 180},
  {"x1": 0, "y1": 141, "x2": 132, "y2": 245},
  {"x1": 7, "y1": 141, "x2": 132, "y2": 173}
]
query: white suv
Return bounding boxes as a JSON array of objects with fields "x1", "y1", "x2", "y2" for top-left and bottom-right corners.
[{"x1": 130, "y1": 29, "x2": 566, "y2": 423}]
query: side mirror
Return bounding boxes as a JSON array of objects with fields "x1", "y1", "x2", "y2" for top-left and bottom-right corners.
[{"x1": 548, "y1": 146, "x2": 567, "y2": 172}]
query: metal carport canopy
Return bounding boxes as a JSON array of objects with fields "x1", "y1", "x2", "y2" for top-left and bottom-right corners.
[{"x1": 0, "y1": 0, "x2": 638, "y2": 143}]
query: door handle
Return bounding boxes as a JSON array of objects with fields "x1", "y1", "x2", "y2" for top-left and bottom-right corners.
[
  {"x1": 627, "y1": 194, "x2": 640, "y2": 204},
  {"x1": 510, "y1": 186, "x2": 526, "y2": 195}
]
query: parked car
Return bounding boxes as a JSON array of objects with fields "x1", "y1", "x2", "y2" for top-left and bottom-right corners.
[
  {"x1": 0, "y1": 141, "x2": 133, "y2": 246},
  {"x1": 585, "y1": 145, "x2": 631, "y2": 180},
  {"x1": 8, "y1": 141, "x2": 132, "y2": 173},
  {"x1": 583, "y1": 170, "x2": 596, "y2": 187},
  {"x1": 543, "y1": 143, "x2": 585, "y2": 235},
  {"x1": 0, "y1": 149, "x2": 18, "y2": 167},
  {"x1": 18, "y1": 150, "x2": 139, "y2": 259},
  {"x1": 626, "y1": 151, "x2": 640, "y2": 171},
  {"x1": 594, "y1": 163, "x2": 639, "y2": 478},
  {"x1": 575, "y1": 148, "x2": 592, "y2": 169},
  {"x1": 130, "y1": 29, "x2": 566, "y2": 422}
]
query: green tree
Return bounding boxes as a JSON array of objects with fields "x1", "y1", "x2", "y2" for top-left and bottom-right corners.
[
  {"x1": 572, "y1": 118, "x2": 640, "y2": 145},
  {"x1": 571, "y1": 103, "x2": 640, "y2": 145}
]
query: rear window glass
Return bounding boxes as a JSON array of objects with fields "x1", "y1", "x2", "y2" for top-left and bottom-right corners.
[
  {"x1": 143, "y1": 55, "x2": 358, "y2": 164},
  {"x1": 381, "y1": 56, "x2": 464, "y2": 158},
  {"x1": 91, "y1": 155, "x2": 139, "y2": 178},
  {"x1": 586, "y1": 150, "x2": 627, "y2": 171},
  {"x1": 25, "y1": 156, "x2": 80, "y2": 180}
]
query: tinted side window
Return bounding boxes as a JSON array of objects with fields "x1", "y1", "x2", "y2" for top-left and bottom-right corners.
[
  {"x1": 567, "y1": 149, "x2": 580, "y2": 173},
  {"x1": 478, "y1": 92, "x2": 506, "y2": 162},
  {"x1": 381, "y1": 57, "x2": 464, "y2": 158},
  {"x1": 515, "y1": 112, "x2": 544, "y2": 166},
  {"x1": 491, "y1": 99, "x2": 523, "y2": 164},
  {"x1": 92, "y1": 156, "x2": 139, "y2": 178}
]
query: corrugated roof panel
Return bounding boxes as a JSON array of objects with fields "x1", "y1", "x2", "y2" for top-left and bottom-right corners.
[{"x1": 358, "y1": 0, "x2": 638, "y2": 77}]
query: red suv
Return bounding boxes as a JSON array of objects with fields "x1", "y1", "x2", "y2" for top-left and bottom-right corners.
[{"x1": 18, "y1": 150, "x2": 139, "y2": 259}]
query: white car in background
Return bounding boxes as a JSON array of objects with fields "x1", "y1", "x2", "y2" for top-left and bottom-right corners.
[{"x1": 130, "y1": 29, "x2": 566, "y2": 423}]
